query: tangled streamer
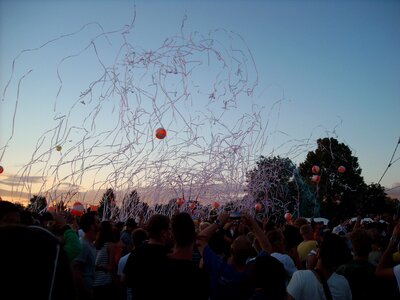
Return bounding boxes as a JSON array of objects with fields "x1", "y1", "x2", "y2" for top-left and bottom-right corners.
[{"x1": 1, "y1": 10, "x2": 318, "y2": 220}]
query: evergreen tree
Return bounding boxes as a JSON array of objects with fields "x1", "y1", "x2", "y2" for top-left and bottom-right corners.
[
  {"x1": 298, "y1": 137, "x2": 365, "y2": 219},
  {"x1": 27, "y1": 195, "x2": 47, "y2": 213},
  {"x1": 98, "y1": 188, "x2": 115, "y2": 221}
]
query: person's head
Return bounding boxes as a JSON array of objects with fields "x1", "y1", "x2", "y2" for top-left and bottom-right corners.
[
  {"x1": 131, "y1": 228, "x2": 148, "y2": 248},
  {"x1": 267, "y1": 229, "x2": 286, "y2": 252},
  {"x1": 79, "y1": 211, "x2": 99, "y2": 241},
  {"x1": 0, "y1": 224, "x2": 76, "y2": 299},
  {"x1": 253, "y1": 255, "x2": 286, "y2": 300},
  {"x1": 349, "y1": 229, "x2": 372, "y2": 258},
  {"x1": 199, "y1": 221, "x2": 211, "y2": 231},
  {"x1": 300, "y1": 224, "x2": 314, "y2": 240},
  {"x1": 0, "y1": 200, "x2": 20, "y2": 224},
  {"x1": 294, "y1": 217, "x2": 309, "y2": 228},
  {"x1": 125, "y1": 218, "x2": 137, "y2": 231},
  {"x1": 318, "y1": 232, "x2": 351, "y2": 269},
  {"x1": 230, "y1": 235, "x2": 254, "y2": 265},
  {"x1": 40, "y1": 211, "x2": 54, "y2": 228},
  {"x1": 171, "y1": 212, "x2": 196, "y2": 248},
  {"x1": 146, "y1": 214, "x2": 171, "y2": 244},
  {"x1": 95, "y1": 220, "x2": 115, "y2": 249},
  {"x1": 282, "y1": 224, "x2": 303, "y2": 251}
]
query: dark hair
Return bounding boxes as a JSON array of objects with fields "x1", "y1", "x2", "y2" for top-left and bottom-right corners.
[
  {"x1": 171, "y1": 212, "x2": 196, "y2": 248},
  {"x1": 0, "y1": 201, "x2": 20, "y2": 223},
  {"x1": 125, "y1": 218, "x2": 137, "y2": 228},
  {"x1": 79, "y1": 211, "x2": 97, "y2": 233},
  {"x1": 146, "y1": 214, "x2": 170, "y2": 239},
  {"x1": 319, "y1": 232, "x2": 351, "y2": 269},
  {"x1": 253, "y1": 255, "x2": 286, "y2": 300},
  {"x1": 282, "y1": 224, "x2": 303, "y2": 250},
  {"x1": 349, "y1": 229, "x2": 372, "y2": 257},
  {"x1": 0, "y1": 225, "x2": 76, "y2": 299},
  {"x1": 94, "y1": 220, "x2": 115, "y2": 249},
  {"x1": 132, "y1": 228, "x2": 148, "y2": 248}
]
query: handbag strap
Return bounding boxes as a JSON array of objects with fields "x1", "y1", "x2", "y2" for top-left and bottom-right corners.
[{"x1": 313, "y1": 269, "x2": 334, "y2": 300}]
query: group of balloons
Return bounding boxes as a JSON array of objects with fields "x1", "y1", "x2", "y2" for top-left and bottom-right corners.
[{"x1": 311, "y1": 164, "x2": 346, "y2": 184}]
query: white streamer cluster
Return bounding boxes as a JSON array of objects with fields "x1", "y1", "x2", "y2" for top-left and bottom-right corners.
[{"x1": 1, "y1": 12, "x2": 318, "y2": 219}]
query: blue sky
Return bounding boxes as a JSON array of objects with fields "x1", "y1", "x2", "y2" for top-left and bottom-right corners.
[{"x1": 0, "y1": 0, "x2": 399, "y2": 204}]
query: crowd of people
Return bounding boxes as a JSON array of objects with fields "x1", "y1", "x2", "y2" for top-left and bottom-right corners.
[{"x1": 1, "y1": 199, "x2": 400, "y2": 300}]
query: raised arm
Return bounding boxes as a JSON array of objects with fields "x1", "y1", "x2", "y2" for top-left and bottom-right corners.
[
  {"x1": 376, "y1": 221, "x2": 400, "y2": 279},
  {"x1": 196, "y1": 212, "x2": 230, "y2": 256},
  {"x1": 242, "y1": 213, "x2": 272, "y2": 254}
]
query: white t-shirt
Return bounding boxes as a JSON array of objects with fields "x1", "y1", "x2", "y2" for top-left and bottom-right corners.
[
  {"x1": 271, "y1": 252, "x2": 298, "y2": 278},
  {"x1": 394, "y1": 264, "x2": 400, "y2": 291},
  {"x1": 287, "y1": 270, "x2": 352, "y2": 300}
]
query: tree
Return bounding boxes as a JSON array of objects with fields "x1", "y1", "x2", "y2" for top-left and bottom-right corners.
[
  {"x1": 246, "y1": 156, "x2": 302, "y2": 220},
  {"x1": 298, "y1": 137, "x2": 365, "y2": 219},
  {"x1": 120, "y1": 190, "x2": 149, "y2": 220},
  {"x1": 361, "y1": 183, "x2": 396, "y2": 216},
  {"x1": 98, "y1": 188, "x2": 115, "y2": 221},
  {"x1": 27, "y1": 195, "x2": 47, "y2": 213}
]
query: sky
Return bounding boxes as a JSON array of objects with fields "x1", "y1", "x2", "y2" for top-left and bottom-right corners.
[{"x1": 0, "y1": 0, "x2": 399, "y2": 205}]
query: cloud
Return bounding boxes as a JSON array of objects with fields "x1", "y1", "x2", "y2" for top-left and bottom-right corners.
[{"x1": 0, "y1": 175, "x2": 43, "y2": 187}]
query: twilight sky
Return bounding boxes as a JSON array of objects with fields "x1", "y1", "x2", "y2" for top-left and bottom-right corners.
[{"x1": 0, "y1": 0, "x2": 399, "y2": 204}]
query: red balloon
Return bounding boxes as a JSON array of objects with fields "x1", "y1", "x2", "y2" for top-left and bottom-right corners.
[
  {"x1": 311, "y1": 165, "x2": 320, "y2": 174},
  {"x1": 338, "y1": 166, "x2": 346, "y2": 173},
  {"x1": 311, "y1": 175, "x2": 321, "y2": 184},
  {"x1": 255, "y1": 203, "x2": 262, "y2": 211},
  {"x1": 284, "y1": 212, "x2": 292, "y2": 221},
  {"x1": 212, "y1": 202, "x2": 220, "y2": 209},
  {"x1": 176, "y1": 198, "x2": 184, "y2": 206},
  {"x1": 71, "y1": 201, "x2": 85, "y2": 216},
  {"x1": 0, "y1": 166, "x2": 4, "y2": 174},
  {"x1": 155, "y1": 128, "x2": 167, "y2": 139}
]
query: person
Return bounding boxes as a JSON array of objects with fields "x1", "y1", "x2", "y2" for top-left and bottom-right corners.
[
  {"x1": 164, "y1": 212, "x2": 209, "y2": 300},
  {"x1": 0, "y1": 200, "x2": 21, "y2": 224},
  {"x1": 267, "y1": 229, "x2": 298, "y2": 284},
  {"x1": 120, "y1": 218, "x2": 137, "y2": 256},
  {"x1": 0, "y1": 224, "x2": 77, "y2": 299},
  {"x1": 336, "y1": 229, "x2": 380, "y2": 300},
  {"x1": 118, "y1": 228, "x2": 148, "y2": 300},
  {"x1": 287, "y1": 232, "x2": 352, "y2": 300},
  {"x1": 50, "y1": 212, "x2": 82, "y2": 261},
  {"x1": 196, "y1": 212, "x2": 271, "y2": 300},
  {"x1": 249, "y1": 254, "x2": 287, "y2": 300},
  {"x1": 376, "y1": 221, "x2": 400, "y2": 294},
  {"x1": 93, "y1": 220, "x2": 118, "y2": 300},
  {"x1": 297, "y1": 223, "x2": 318, "y2": 269},
  {"x1": 124, "y1": 214, "x2": 172, "y2": 300},
  {"x1": 72, "y1": 211, "x2": 100, "y2": 300}
]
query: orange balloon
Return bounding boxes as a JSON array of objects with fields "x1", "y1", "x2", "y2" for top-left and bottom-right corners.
[
  {"x1": 0, "y1": 166, "x2": 3, "y2": 174},
  {"x1": 155, "y1": 128, "x2": 167, "y2": 139},
  {"x1": 338, "y1": 166, "x2": 346, "y2": 173}
]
